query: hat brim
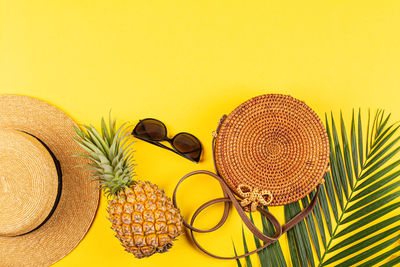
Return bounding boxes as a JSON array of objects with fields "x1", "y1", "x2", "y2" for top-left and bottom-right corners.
[{"x1": 0, "y1": 95, "x2": 100, "y2": 266}]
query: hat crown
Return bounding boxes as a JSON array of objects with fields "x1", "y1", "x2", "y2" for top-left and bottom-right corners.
[{"x1": 0, "y1": 129, "x2": 59, "y2": 236}]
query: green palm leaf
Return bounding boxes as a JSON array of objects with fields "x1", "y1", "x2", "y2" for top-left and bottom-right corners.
[
  {"x1": 261, "y1": 207, "x2": 287, "y2": 267},
  {"x1": 249, "y1": 212, "x2": 269, "y2": 267},
  {"x1": 235, "y1": 109, "x2": 400, "y2": 266}
]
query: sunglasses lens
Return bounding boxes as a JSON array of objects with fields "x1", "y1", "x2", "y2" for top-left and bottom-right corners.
[
  {"x1": 173, "y1": 133, "x2": 201, "y2": 160},
  {"x1": 135, "y1": 119, "x2": 166, "y2": 141}
]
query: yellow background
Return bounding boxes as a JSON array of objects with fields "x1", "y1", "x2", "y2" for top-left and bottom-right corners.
[{"x1": 1, "y1": 1, "x2": 400, "y2": 266}]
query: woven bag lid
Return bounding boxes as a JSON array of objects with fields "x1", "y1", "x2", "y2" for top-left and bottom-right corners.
[{"x1": 214, "y1": 94, "x2": 329, "y2": 206}]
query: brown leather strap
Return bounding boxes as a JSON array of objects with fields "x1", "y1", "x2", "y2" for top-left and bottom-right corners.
[
  {"x1": 212, "y1": 114, "x2": 227, "y2": 174},
  {"x1": 172, "y1": 170, "x2": 282, "y2": 243},
  {"x1": 173, "y1": 170, "x2": 321, "y2": 259},
  {"x1": 172, "y1": 114, "x2": 322, "y2": 259}
]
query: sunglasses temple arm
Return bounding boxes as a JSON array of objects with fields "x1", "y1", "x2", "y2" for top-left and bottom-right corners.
[
  {"x1": 133, "y1": 136, "x2": 197, "y2": 163},
  {"x1": 134, "y1": 137, "x2": 175, "y2": 152},
  {"x1": 155, "y1": 141, "x2": 198, "y2": 163}
]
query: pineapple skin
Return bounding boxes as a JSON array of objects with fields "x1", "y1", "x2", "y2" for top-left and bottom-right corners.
[{"x1": 109, "y1": 181, "x2": 184, "y2": 258}]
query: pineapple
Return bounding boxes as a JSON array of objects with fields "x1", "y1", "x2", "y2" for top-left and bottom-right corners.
[{"x1": 73, "y1": 117, "x2": 184, "y2": 258}]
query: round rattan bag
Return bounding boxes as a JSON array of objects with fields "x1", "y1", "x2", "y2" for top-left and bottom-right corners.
[
  {"x1": 214, "y1": 94, "x2": 330, "y2": 207},
  {"x1": 173, "y1": 94, "x2": 330, "y2": 260}
]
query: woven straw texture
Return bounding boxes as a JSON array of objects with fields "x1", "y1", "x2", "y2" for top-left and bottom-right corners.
[
  {"x1": 0, "y1": 95, "x2": 99, "y2": 267},
  {"x1": 215, "y1": 94, "x2": 329, "y2": 206},
  {"x1": 0, "y1": 130, "x2": 59, "y2": 237}
]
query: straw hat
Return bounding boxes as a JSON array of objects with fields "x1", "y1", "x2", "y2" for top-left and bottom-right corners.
[{"x1": 0, "y1": 95, "x2": 99, "y2": 267}]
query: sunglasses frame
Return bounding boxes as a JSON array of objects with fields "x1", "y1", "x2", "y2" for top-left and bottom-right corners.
[{"x1": 131, "y1": 118, "x2": 202, "y2": 163}]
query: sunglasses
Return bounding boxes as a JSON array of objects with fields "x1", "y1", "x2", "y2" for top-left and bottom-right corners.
[{"x1": 132, "y1": 118, "x2": 202, "y2": 163}]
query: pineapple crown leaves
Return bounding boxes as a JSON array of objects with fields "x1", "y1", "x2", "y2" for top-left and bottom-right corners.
[{"x1": 73, "y1": 116, "x2": 136, "y2": 197}]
